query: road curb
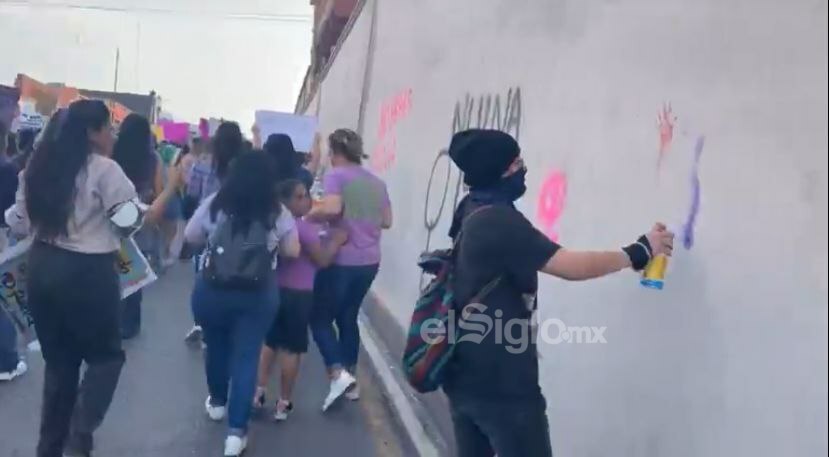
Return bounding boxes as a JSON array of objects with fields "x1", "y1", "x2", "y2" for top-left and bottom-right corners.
[{"x1": 358, "y1": 314, "x2": 442, "y2": 457}]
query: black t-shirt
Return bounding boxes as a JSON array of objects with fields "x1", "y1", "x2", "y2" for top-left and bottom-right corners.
[{"x1": 444, "y1": 204, "x2": 560, "y2": 402}]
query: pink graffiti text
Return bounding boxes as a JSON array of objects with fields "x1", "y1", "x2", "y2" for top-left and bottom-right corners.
[{"x1": 371, "y1": 88, "x2": 412, "y2": 173}]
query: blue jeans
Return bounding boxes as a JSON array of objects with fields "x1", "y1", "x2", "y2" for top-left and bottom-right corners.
[
  {"x1": 191, "y1": 278, "x2": 278, "y2": 433},
  {"x1": 311, "y1": 264, "x2": 378, "y2": 370},
  {"x1": 0, "y1": 308, "x2": 19, "y2": 372}
]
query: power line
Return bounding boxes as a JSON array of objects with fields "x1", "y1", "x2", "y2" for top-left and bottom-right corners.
[{"x1": 0, "y1": 1, "x2": 313, "y2": 22}]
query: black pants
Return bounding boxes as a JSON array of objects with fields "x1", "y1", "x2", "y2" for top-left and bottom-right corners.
[
  {"x1": 448, "y1": 393, "x2": 553, "y2": 457},
  {"x1": 27, "y1": 242, "x2": 125, "y2": 457},
  {"x1": 120, "y1": 290, "x2": 142, "y2": 339}
]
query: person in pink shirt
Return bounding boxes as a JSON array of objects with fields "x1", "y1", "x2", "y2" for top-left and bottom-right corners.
[
  {"x1": 307, "y1": 129, "x2": 392, "y2": 411},
  {"x1": 254, "y1": 179, "x2": 347, "y2": 421}
]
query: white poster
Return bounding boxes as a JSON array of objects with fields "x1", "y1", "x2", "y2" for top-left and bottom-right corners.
[{"x1": 254, "y1": 110, "x2": 318, "y2": 152}]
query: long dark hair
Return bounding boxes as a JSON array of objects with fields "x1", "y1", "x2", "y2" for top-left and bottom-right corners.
[
  {"x1": 35, "y1": 108, "x2": 66, "y2": 150},
  {"x1": 277, "y1": 178, "x2": 304, "y2": 202},
  {"x1": 210, "y1": 151, "x2": 280, "y2": 230},
  {"x1": 211, "y1": 121, "x2": 243, "y2": 181},
  {"x1": 5, "y1": 132, "x2": 17, "y2": 158},
  {"x1": 25, "y1": 100, "x2": 110, "y2": 240},
  {"x1": 265, "y1": 133, "x2": 301, "y2": 183},
  {"x1": 112, "y1": 113, "x2": 153, "y2": 190}
]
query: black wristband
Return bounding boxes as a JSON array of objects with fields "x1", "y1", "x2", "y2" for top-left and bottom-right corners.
[{"x1": 622, "y1": 235, "x2": 653, "y2": 271}]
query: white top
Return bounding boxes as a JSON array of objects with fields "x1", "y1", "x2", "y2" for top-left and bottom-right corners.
[
  {"x1": 5, "y1": 154, "x2": 137, "y2": 254},
  {"x1": 184, "y1": 193, "x2": 297, "y2": 270}
]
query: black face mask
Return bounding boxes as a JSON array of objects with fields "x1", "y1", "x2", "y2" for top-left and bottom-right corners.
[{"x1": 498, "y1": 168, "x2": 527, "y2": 201}]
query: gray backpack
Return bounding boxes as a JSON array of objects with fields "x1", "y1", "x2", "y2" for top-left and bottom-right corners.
[{"x1": 203, "y1": 215, "x2": 274, "y2": 289}]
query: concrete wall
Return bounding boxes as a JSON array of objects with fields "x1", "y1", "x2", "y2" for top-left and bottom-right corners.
[{"x1": 306, "y1": 1, "x2": 828, "y2": 455}]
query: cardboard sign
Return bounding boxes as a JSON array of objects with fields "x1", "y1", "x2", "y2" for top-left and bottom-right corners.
[
  {"x1": 0, "y1": 238, "x2": 35, "y2": 343},
  {"x1": 160, "y1": 121, "x2": 190, "y2": 145},
  {"x1": 0, "y1": 237, "x2": 157, "y2": 341},
  {"x1": 254, "y1": 110, "x2": 318, "y2": 152},
  {"x1": 116, "y1": 238, "x2": 158, "y2": 299}
]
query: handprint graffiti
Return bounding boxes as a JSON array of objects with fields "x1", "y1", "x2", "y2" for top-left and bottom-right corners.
[{"x1": 657, "y1": 102, "x2": 677, "y2": 170}]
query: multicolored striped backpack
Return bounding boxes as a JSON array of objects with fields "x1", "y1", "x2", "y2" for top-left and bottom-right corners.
[{"x1": 402, "y1": 206, "x2": 500, "y2": 393}]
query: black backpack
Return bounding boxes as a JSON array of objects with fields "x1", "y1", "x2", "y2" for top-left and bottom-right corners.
[{"x1": 203, "y1": 215, "x2": 274, "y2": 289}]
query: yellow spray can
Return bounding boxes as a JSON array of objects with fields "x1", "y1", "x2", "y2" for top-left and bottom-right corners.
[{"x1": 640, "y1": 254, "x2": 668, "y2": 290}]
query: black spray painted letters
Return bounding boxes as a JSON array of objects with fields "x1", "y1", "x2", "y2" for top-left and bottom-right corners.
[{"x1": 420, "y1": 87, "x2": 522, "y2": 286}]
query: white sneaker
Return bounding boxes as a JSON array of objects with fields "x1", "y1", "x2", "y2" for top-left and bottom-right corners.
[
  {"x1": 252, "y1": 387, "x2": 266, "y2": 409},
  {"x1": 273, "y1": 399, "x2": 293, "y2": 421},
  {"x1": 223, "y1": 435, "x2": 247, "y2": 456},
  {"x1": 205, "y1": 396, "x2": 226, "y2": 421},
  {"x1": 345, "y1": 384, "x2": 360, "y2": 401},
  {"x1": 0, "y1": 360, "x2": 27, "y2": 382},
  {"x1": 27, "y1": 340, "x2": 41, "y2": 352},
  {"x1": 322, "y1": 371, "x2": 356, "y2": 412},
  {"x1": 185, "y1": 325, "x2": 203, "y2": 343}
]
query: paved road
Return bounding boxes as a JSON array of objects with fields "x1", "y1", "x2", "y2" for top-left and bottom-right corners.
[{"x1": 0, "y1": 263, "x2": 413, "y2": 457}]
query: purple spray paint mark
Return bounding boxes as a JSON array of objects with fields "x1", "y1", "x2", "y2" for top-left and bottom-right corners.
[{"x1": 682, "y1": 136, "x2": 704, "y2": 249}]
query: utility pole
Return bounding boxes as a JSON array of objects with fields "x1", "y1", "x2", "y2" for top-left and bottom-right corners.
[{"x1": 114, "y1": 47, "x2": 120, "y2": 92}]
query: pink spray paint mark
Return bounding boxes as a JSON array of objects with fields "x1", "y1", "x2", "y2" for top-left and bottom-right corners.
[
  {"x1": 536, "y1": 170, "x2": 568, "y2": 242},
  {"x1": 372, "y1": 88, "x2": 412, "y2": 173},
  {"x1": 657, "y1": 102, "x2": 677, "y2": 170}
]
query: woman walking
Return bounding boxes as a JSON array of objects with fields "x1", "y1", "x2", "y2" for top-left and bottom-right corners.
[
  {"x1": 5, "y1": 99, "x2": 180, "y2": 457},
  {"x1": 183, "y1": 125, "x2": 243, "y2": 343},
  {"x1": 307, "y1": 129, "x2": 392, "y2": 411},
  {"x1": 184, "y1": 126, "x2": 299, "y2": 456},
  {"x1": 254, "y1": 179, "x2": 348, "y2": 420},
  {"x1": 112, "y1": 113, "x2": 163, "y2": 339}
]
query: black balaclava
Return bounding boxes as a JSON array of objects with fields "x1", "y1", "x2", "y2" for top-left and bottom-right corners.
[{"x1": 447, "y1": 129, "x2": 523, "y2": 238}]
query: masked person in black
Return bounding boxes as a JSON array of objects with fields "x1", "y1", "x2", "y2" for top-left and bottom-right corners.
[{"x1": 443, "y1": 129, "x2": 674, "y2": 457}]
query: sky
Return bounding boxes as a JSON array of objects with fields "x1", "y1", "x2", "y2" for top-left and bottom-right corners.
[{"x1": 0, "y1": 0, "x2": 313, "y2": 130}]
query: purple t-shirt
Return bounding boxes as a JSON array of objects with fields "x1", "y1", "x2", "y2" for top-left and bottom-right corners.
[
  {"x1": 277, "y1": 219, "x2": 321, "y2": 291},
  {"x1": 324, "y1": 166, "x2": 389, "y2": 266}
]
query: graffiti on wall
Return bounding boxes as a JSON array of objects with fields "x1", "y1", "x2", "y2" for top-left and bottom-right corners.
[
  {"x1": 657, "y1": 102, "x2": 677, "y2": 171},
  {"x1": 421, "y1": 87, "x2": 522, "y2": 285},
  {"x1": 682, "y1": 135, "x2": 704, "y2": 249},
  {"x1": 536, "y1": 170, "x2": 567, "y2": 243},
  {"x1": 370, "y1": 88, "x2": 413, "y2": 173},
  {"x1": 654, "y1": 102, "x2": 705, "y2": 249}
]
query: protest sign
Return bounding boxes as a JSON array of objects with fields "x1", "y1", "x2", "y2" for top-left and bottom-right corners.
[
  {"x1": 152, "y1": 124, "x2": 164, "y2": 143},
  {"x1": 208, "y1": 118, "x2": 221, "y2": 136},
  {"x1": 160, "y1": 121, "x2": 190, "y2": 145},
  {"x1": 0, "y1": 238, "x2": 36, "y2": 343},
  {"x1": 0, "y1": 237, "x2": 157, "y2": 341},
  {"x1": 254, "y1": 110, "x2": 318, "y2": 152},
  {"x1": 116, "y1": 238, "x2": 158, "y2": 299}
]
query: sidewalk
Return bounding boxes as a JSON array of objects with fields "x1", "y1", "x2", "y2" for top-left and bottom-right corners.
[{"x1": 0, "y1": 263, "x2": 413, "y2": 456}]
